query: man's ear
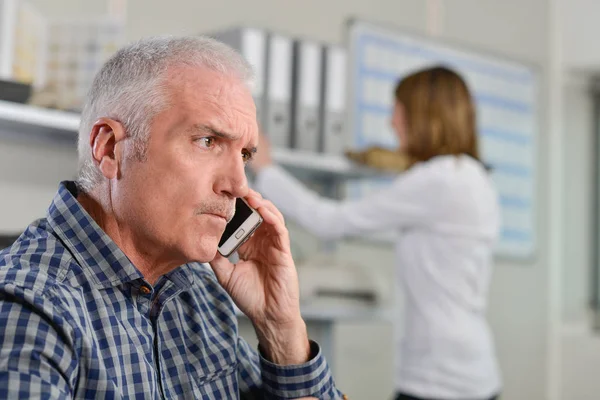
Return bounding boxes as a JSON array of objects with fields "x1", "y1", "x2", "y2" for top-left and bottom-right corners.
[{"x1": 89, "y1": 118, "x2": 127, "y2": 180}]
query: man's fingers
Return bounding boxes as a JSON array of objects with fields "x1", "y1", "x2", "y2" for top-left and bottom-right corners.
[
  {"x1": 255, "y1": 205, "x2": 287, "y2": 237},
  {"x1": 246, "y1": 188, "x2": 263, "y2": 200},
  {"x1": 246, "y1": 196, "x2": 285, "y2": 225},
  {"x1": 209, "y1": 253, "x2": 235, "y2": 286},
  {"x1": 260, "y1": 199, "x2": 285, "y2": 225}
]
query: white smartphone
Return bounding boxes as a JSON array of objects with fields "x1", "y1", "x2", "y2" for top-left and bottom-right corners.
[{"x1": 218, "y1": 197, "x2": 263, "y2": 257}]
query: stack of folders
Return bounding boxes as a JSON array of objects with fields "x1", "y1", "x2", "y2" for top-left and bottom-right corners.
[{"x1": 210, "y1": 27, "x2": 348, "y2": 155}]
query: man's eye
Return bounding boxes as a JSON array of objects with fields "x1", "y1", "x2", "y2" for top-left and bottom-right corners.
[
  {"x1": 198, "y1": 137, "x2": 215, "y2": 148},
  {"x1": 242, "y1": 150, "x2": 253, "y2": 163}
]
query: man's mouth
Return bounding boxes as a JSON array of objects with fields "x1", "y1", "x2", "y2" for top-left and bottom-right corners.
[{"x1": 206, "y1": 213, "x2": 228, "y2": 222}]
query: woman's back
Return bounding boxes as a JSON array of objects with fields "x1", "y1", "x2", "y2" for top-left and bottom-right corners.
[{"x1": 394, "y1": 155, "x2": 501, "y2": 399}]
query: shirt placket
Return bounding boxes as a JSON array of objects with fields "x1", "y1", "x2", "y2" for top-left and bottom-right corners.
[
  {"x1": 146, "y1": 280, "x2": 181, "y2": 400},
  {"x1": 131, "y1": 279, "x2": 168, "y2": 400}
]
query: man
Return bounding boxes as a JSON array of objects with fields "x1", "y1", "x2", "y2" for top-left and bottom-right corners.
[{"x1": 0, "y1": 36, "x2": 344, "y2": 399}]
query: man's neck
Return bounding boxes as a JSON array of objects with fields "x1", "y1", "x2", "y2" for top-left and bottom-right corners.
[{"x1": 76, "y1": 190, "x2": 178, "y2": 285}]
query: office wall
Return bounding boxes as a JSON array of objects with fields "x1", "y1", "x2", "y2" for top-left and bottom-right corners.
[
  {"x1": 0, "y1": 137, "x2": 77, "y2": 233},
  {"x1": 561, "y1": 0, "x2": 600, "y2": 71},
  {"x1": 11, "y1": 0, "x2": 553, "y2": 399},
  {"x1": 562, "y1": 75, "x2": 594, "y2": 324},
  {"x1": 559, "y1": 74, "x2": 600, "y2": 400},
  {"x1": 561, "y1": 327, "x2": 600, "y2": 400}
]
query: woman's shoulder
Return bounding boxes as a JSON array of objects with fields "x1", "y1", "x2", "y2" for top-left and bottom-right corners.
[
  {"x1": 397, "y1": 155, "x2": 494, "y2": 195},
  {"x1": 410, "y1": 154, "x2": 488, "y2": 176}
]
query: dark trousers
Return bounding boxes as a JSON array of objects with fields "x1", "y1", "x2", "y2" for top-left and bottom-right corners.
[{"x1": 395, "y1": 393, "x2": 499, "y2": 400}]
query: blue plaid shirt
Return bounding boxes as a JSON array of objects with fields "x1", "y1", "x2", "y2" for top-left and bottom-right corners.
[{"x1": 0, "y1": 181, "x2": 343, "y2": 399}]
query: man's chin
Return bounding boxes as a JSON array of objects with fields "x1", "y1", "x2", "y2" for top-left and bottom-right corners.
[
  {"x1": 184, "y1": 239, "x2": 220, "y2": 264},
  {"x1": 192, "y1": 251, "x2": 218, "y2": 264}
]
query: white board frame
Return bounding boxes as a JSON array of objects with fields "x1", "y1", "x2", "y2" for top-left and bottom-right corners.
[{"x1": 345, "y1": 19, "x2": 541, "y2": 261}]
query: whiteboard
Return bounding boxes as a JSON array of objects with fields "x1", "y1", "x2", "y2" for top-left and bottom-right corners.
[{"x1": 347, "y1": 20, "x2": 539, "y2": 259}]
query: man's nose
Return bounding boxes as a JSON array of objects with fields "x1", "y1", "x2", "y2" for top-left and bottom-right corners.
[{"x1": 213, "y1": 155, "x2": 249, "y2": 199}]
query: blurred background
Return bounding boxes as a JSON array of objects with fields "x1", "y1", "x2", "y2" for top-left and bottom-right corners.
[{"x1": 0, "y1": 0, "x2": 597, "y2": 399}]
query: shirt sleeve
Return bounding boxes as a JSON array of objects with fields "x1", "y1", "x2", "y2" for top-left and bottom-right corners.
[
  {"x1": 237, "y1": 337, "x2": 345, "y2": 399},
  {"x1": 0, "y1": 283, "x2": 77, "y2": 399},
  {"x1": 254, "y1": 164, "x2": 441, "y2": 240}
]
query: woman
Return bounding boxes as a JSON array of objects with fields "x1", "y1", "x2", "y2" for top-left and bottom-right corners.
[{"x1": 250, "y1": 66, "x2": 501, "y2": 400}]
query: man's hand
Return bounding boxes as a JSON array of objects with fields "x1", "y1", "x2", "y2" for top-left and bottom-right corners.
[{"x1": 210, "y1": 189, "x2": 310, "y2": 365}]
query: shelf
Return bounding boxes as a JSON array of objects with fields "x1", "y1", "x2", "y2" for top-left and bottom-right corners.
[
  {"x1": 0, "y1": 100, "x2": 79, "y2": 140},
  {"x1": 272, "y1": 148, "x2": 389, "y2": 180}
]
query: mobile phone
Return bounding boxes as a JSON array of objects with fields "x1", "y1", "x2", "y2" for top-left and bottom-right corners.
[{"x1": 218, "y1": 197, "x2": 263, "y2": 257}]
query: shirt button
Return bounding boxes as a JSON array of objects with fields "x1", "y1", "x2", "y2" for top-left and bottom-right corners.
[{"x1": 139, "y1": 285, "x2": 151, "y2": 295}]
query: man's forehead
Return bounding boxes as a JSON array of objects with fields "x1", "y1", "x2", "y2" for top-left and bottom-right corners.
[
  {"x1": 166, "y1": 66, "x2": 258, "y2": 144},
  {"x1": 168, "y1": 65, "x2": 249, "y2": 98}
]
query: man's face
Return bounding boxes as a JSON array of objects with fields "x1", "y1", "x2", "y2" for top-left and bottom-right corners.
[{"x1": 113, "y1": 66, "x2": 258, "y2": 264}]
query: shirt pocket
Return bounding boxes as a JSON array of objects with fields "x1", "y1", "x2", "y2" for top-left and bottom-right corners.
[{"x1": 187, "y1": 361, "x2": 239, "y2": 399}]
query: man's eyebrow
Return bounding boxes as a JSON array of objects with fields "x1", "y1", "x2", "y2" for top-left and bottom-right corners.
[
  {"x1": 192, "y1": 124, "x2": 237, "y2": 141},
  {"x1": 192, "y1": 124, "x2": 257, "y2": 152}
]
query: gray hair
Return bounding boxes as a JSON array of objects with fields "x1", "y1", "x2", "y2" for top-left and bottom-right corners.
[{"x1": 76, "y1": 35, "x2": 254, "y2": 192}]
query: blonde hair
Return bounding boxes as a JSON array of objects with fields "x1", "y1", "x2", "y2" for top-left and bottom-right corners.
[{"x1": 395, "y1": 66, "x2": 480, "y2": 167}]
